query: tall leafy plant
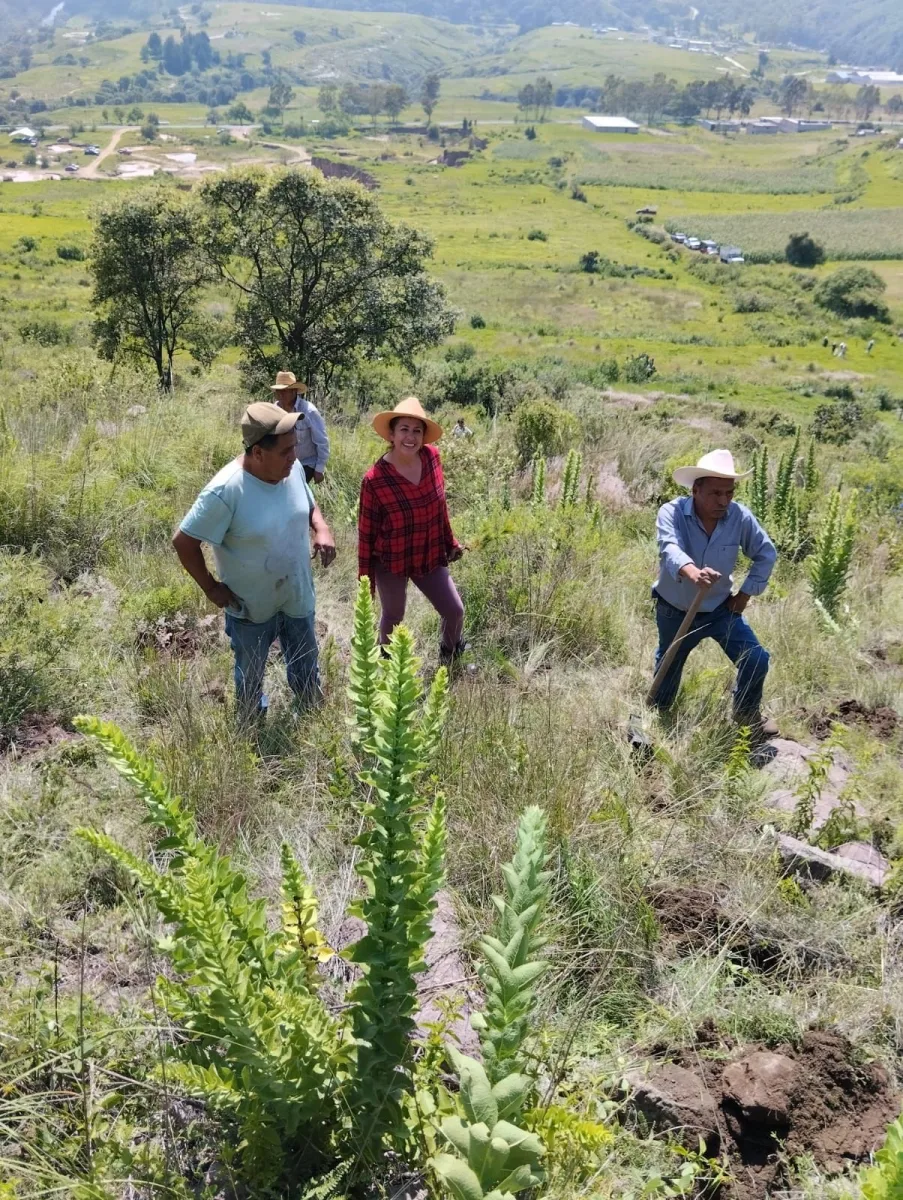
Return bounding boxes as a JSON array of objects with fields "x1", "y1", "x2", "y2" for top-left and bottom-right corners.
[
  {"x1": 809, "y1": 488, "x2": 857, "y2": 620},
  {"x1": 74, "y1": 579, "x2": 451, "y2": 1188},
  {"x1": 432, "y1": 807, "x2": 551, "y2": 1200}
]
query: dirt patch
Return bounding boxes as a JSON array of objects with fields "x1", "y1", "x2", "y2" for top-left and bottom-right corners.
[
  {"x1": 648, "y1": 885, "x2": 782, "y2": 973},
  {"x1": 595, "y1": 461, "x2": 632, "y2": 509},
  {"x1": 628, "y1": 1030, "x2": 899, "y2": 1199},
  {"x1": 0, "y1": 711, "x2": 73, "y2": 756},
  {"x1": 810, "y1": 698, "x2": 899, "y2": 742}
]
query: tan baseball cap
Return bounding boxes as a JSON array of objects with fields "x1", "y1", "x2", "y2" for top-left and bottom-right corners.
[{"x1": 241, "y1": 402, "x2": 300, "y2": 448}]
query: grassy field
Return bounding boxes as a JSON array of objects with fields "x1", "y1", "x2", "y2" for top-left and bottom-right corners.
[{"x1": 0, "y1": 71, "x2": 903, "y2": 1200}]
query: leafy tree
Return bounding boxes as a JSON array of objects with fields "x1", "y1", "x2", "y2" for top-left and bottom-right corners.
[
  {"x1": 198, "y1": 167, "x2": 455, "y2": 387},
  {"x1": 140, "y1": 121, "x2": 157, "y2": 141},
  {"x1": 855, "y1": 84, "x2": 880, "y2": 119},
  {"x1": 786, "y1": 231, "x2": 826, "y2": 268},
  {"x1": 89, "y1": 187, "x2": 212, "y2": 389},
  {"x1": 535, "y1": 75, "x2": 553, "y2": 119},
  {"x1": 514, "y1": 398, "x2": 576, "y2": 466},
  {"x1": 225, "y1": 100, "x2": 253, "y2": 123},
  {"x1": 162, "y1": 34, "x2": 188, "y2": 76},
  {"x1": 292, "y1": 28, "x2": 306, "y2": 44},
  {"x1": 814, "y1": 265, "x2": 891, "y2": 322},
  {"x1": 518, "y1": 82, "x2": 536, "y2": 118},
  {"x1": 318, "y1": 82, "x2": 338, "y2": 112},
  {"x1": 780, "y1": 74, "x2": 808, "y2": 116},
  {"x1": 383, "y1": 82, "x2": 408, "y2": 123},
  {"x1": 887, "y1": 94, "x2": 903, "y2": 115},
  {"x1": 268, "y1": 79, "x2": 294, "y2": 121},
  {"x1": 420, "y1": 70, "x2": 440, "y2": 124}
]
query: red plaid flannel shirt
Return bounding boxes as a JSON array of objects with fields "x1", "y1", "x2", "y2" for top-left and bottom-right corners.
[{"x1": 358, "y1": 444, "x2": 460, "y2": 580}]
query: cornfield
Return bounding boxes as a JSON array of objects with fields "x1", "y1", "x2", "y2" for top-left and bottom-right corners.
[{"x1": 668, "y1": 209, "x2": 903, "y2": 261}]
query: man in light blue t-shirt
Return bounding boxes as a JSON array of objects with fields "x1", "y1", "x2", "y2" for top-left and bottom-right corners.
[{"x1": 173, "y1": 402, "x2": 336, "y2": 721}]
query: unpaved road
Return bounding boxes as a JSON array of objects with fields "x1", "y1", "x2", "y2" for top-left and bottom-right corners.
[{"x1": 81, "y1": 126, "x2": 138, "y2": 178}]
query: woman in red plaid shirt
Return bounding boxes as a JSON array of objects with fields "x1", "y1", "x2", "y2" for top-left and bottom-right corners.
[{"x1": 358, "y1": 396, "x2": 466, "y2": 664}]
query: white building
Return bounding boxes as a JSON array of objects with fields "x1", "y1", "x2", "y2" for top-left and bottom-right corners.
[
  {"x1": 10, "y1": 127, "x2": 37, "y2": 142},
  {"x1": 828, "y1": 70, "x2": 903, "y2": 86},
  {"x1": 582, "y1": 115, "x2": 640, "y2": 133}
]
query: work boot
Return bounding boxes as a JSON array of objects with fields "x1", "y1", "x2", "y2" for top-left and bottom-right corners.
[
  {"x1": 438, "y1": 639, "x2": 469, "y2": 667},
  {"x1": 735, "y1": 709, "x2": 779, "y2": 744}
]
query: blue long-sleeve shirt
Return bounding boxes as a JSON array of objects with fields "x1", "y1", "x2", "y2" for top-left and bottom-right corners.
[
  {"x1": 292, "y1": 396, "x2": 330, "y2": 472},
  {"x1": 654, "y1": 496, "x2": 777, "y2": 613}
]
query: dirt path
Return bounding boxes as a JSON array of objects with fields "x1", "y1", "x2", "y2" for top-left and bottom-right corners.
[{"x1": 81, "y1": 126, "x2": 138, "y2": 178}]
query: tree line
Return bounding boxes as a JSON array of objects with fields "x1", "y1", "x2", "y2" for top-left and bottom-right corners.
[{"x1": 89, "y1": 168, "x2": 456, "y2": 392}]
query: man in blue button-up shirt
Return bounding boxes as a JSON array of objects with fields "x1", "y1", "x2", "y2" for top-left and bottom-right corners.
[
  {"x1": 270, "y1": 370, "x2": 331, "y2": 484},
  {"x1": 653, "y1": 449, "x2": 777, "y2": 736}
]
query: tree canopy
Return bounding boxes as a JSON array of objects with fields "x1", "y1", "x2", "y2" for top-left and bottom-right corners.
[
  {"x1": 786, "y1": 232, "x2": 826, "y2": 268},
  {"x1": 814, "y1": 266, "x2": 891, "y2": 322},
  {"x1": 198, "y1": 167, "x2": 456, "y2": 386},
  {"x1": 89, "y1": 186, "x2": 214, "y2": 388}
]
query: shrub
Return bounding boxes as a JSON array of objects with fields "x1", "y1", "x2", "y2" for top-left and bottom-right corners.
[
  {"x1": 785, "y1": 231, "x2": 825, "y2": 267},
  {"x1": 140, "y1": 122, "x2": 157, "y2": 141},
  {"x1": 524, "y1": 125, "x2": 536, "y2": 140},
  {"x1": 16, "y1": 235, "x2": 37, "y2": 252},
  {"x1": 811, "y1": 398, "x2": 867, "y2": 444},
  {"x1": 580, "y1": 250, "x2": 600, "y2": 273},
  {"x1": 733, "y1": 290, "x2": 771, "y2": 314},
  {"x1": 470, "y1": 312, "x2": 486, "y2": 329},
  {"x1": 570, "y1": 183, "x2": 587, "y2": 202},
  {"x1": 623, "y1": 353, "x2": 657, "y2": 384},
  {"x1": 814, "y1": 266, "x2": 891, "y2": 322},
  {"x1": 56, "y1": 244, "x2": 86, "y2": 261},
  {"x1": 859, "y1": 1114, "x2": 903, "y2": 1199},
  {"x1": 514, "y1": 398, "x2": 576, "y2": 466},
  {"x1": 527, "y1": 229, "x2": 547, "y2": 241},
  {"x1": 19, "y1": 318, "x2": 71, "y2": 346}
]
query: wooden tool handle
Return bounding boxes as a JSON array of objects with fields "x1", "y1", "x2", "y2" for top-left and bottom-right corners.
[{"x1": 647, "y1": 587, "x2": 706, "y2": 705}]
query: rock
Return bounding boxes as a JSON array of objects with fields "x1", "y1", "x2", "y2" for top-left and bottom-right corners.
[
  {"x1": 763, "y1": 737, "x2": 863, "y2": 831},
  {"x1": 625, "y1": 1063, "x2": 720, "y2": 1151},
  {"x1": 126, "y1": 404, "x2": 148, "y2": 417},
  {"x1": 777, "y1": 834, "x2": 889, "y2": 888},
  {"x1": 831, "y1": 841, "x2": 891, "y2": 888},
  {"x1": 723, "y1": 1051, "x2": 799, "y2": 1126}
]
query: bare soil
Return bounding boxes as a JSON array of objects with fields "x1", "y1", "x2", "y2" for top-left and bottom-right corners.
[{"x1": 810, "y1": 698, "x2": 899, "y2": 742}]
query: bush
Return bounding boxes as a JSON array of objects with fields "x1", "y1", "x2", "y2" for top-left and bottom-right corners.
[
  {"x1": 19, "y1": 318, "x2": 71, "y2": 346},
  {"x1": 733, "y1": 290, "x2": 771, "y2": 314},
  {"x1": 527, "y1": 229, "x2": 547, "y2": 241},
  {"x1": 811, "y1": 398, "x2": 868, "y2": 444},
  {"x1": 785, "y1": 231, "x2": 826, "y2": 267},
  {"x1": 16, "y1": 235, "x2": 37, "y2": 252},
  {"x1": 524, "y1": 125, "x2": 536, "y2": 140},
  {"x1": 283, "y1": 122, "x2": 304, "y2": 138},
  {"x1": 814, "y1": 266, "x2": 891, "y2": 322},
  {"x1": 56, "y1": 244, "x2": 86, "y2": 261},
  {"x1": 570, "y1": 183, "x2": 587, "y2": 202},
  {"x1": 623, "y1": 353, "x2": 657, "y2": 384},
  {"x1": 514, "y1": 397, "x2": 577, "y2": 466},
  {"x1": 469, "y1": 312, "x2": 486, "y2": 329},
  {"x1": 140, "y1": 122, "x2": 157, "y2": 141}
]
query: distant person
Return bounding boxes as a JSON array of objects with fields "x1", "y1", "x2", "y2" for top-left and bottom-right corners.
[
  {"x1": 358, "y1": 396, "x2": 466, "y2": 665},
  {"x1": 831, "y1": 342, "x2": 838, "y2": 355},
  {"x1": 822, "y1": 336, "x2": 830, "y2": 348},
  {"x1": 652, "y1": 449, "x2": 778, "y2": 742},
  {"x1": 271, "y1": 370, "x2": 330, "y2": 483},
  {"x1": 867, "y1": 338, "x2": 875, "y2": 355},
  {"x1": 452, "y1": 417, "x2": 474, "y2": 438},
  {"x1": 173, "y1": 402, "x2": 336, "y2": 722},
  {"x1": 838, "y1": 342, "x2": 847, "y2": 359}
]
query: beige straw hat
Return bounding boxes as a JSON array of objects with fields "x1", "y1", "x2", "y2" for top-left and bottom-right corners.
[
  {"x1": 672, "y1": 449, "x2": 752, "y2": 489},
  {"x1": 371, "y1": 396, "x2": 442, "y2": 445},
  {"x1": 269, "y1": 370, "x2": 308, "y2": 394}
]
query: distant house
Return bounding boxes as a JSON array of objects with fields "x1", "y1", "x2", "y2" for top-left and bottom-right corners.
[
  {"x1": 828, "y1": 69, "x2": 903, "y2": 86},
  {"x1": 697, "y1": 118, "x2": 742, "y2": 132},
  {"x1": 582, "y1": 115, "x2": 640, "y2": 134},
  {"x1": 779, "y1": 117, "x2": 832, "y2": 133},
  {"x1": 10, "y1": 127, "x2": 37, "y2": 142},
  {"x1": 747, "y1": 121, "x2": 779, "y2": 135}
]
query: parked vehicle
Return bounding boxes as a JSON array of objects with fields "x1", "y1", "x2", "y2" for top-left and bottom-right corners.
[
  {"x1": 686, "y1": 237, "x2": 701, "y2": 250},
  {"x1": 64, "y1": 163, "x2": 79, "y2": 173},
  {"x1": 671, "y1": 232, "x2": 687, "y2": 243},
  {"x1": 719, "y1": 245, "x2": 744, "y2": 264},
  {"x1": 84, "y1": 146, "x2": 100, "y2": 156}
]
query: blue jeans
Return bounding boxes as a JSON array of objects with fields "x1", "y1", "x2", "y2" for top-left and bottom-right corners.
[
  {"x1": 653, "y1": 596, "x2": 770, "y2": 716},
  {"x1": 224, "y1": 611, "x2": 321, "y2": 720}
]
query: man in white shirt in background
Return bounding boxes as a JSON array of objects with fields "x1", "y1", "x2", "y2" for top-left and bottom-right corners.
[
  {"x1": 173, "y1": 402, "x2": 336, "y2": 723},
  {"x1": 270, "y1": 370, "x2": 330, "y2": 483}
]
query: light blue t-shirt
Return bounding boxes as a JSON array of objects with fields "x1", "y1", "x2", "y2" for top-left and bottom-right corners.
[{"x1": 180, "y1": 459, "x2": 316, "y2": 624}]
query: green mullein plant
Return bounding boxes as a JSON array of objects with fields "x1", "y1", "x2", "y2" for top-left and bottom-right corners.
[
  {"x1": 560, "y1": 449, "x2": 583, "y2": 508},
  {"x1": 73, "y1": 578, "x2": 451, "y2": 1189},
  {"x1": 771, "y1": 426, "x2": 800, "y2": 529},
  {"x1": 860, "y1": 1114, "x2": 903, "y2": 1200},
  {"x1": 432, "y1": 807, "x2": 551, "y2": 1200},
  {"x1": 531, "y1": 457, "x2": 547, "y2": 507},
  {"x1": 809, "y1": 488, "x2": 857, "y2": 620},
  {"x1": 803, "y1": 439, "x2": 819, "y2": 496},
  {"x1": 748, "y1": 445, "x2": 769, "y2": 522}
]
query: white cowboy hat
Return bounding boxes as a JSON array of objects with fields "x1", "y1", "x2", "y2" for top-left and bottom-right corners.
[{"x1": 673, "y1": 449, "x2": 752, "y2": 489}]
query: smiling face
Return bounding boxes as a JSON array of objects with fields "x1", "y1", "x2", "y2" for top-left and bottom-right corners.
[
  {"x1": 390, "y1": 417, "x2": 426, "y2": 456},
  {"x1": 693, "y1": 476, "x2": 736, "y2": 524}
]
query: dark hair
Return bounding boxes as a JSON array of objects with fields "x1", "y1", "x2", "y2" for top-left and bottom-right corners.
[
  {"x1": 389, "y1": 415, "x2": 426, "y2": 433},
  {"x1": 245, "y1": 432, "x2": 281, "y2": 453}
]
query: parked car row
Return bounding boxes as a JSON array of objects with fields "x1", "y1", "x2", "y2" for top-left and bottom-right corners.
[{"x1": 670, "y1": 231, "x2": 744, "y2": 264}]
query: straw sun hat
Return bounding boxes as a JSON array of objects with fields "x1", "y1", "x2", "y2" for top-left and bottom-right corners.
[
  {"x1": 371, "y1": 396, "x2": 443, "y2": 445},
  {"x1": 270, "y1": 370, "x2": 308, "y2": 394},
  {"x1": 672, "y1": 449, "x2": 752, "y2": 490}
]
